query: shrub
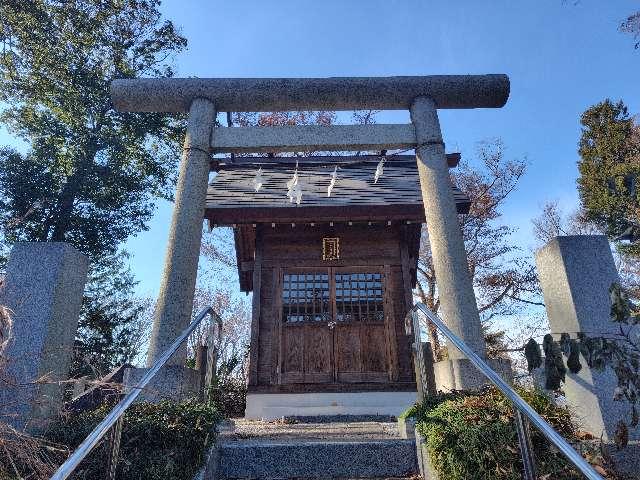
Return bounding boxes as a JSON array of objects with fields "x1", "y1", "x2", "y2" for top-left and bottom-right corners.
[
  {"x1": 407, "y1": 386, "x2": 600, "y2": 480},
  {"x1": 208, "y1": 376, "x2": 247, "y2": 418},
  {"x1": 44, "y1": 400, "x2": 221, "y2": 480}
]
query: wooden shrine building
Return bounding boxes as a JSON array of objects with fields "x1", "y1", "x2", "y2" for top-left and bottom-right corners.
[{"x1": 206, "y1": 154, "x2": 470, "y2": 419}]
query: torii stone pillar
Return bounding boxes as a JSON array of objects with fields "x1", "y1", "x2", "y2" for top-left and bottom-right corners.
[
  {"x1": 146, "y1": 98, "x2": 216, "y2": 367},
  {"x1": 410, "y1": 97, "x2": 488, "y2": 390},
  {"x1": 124, "y1": 98, "x2": 216, "y2": 402}
]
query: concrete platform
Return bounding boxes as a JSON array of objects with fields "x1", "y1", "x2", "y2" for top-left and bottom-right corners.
[{"x1": 245, "y1": 391, "x2": 417, "y2": 420}]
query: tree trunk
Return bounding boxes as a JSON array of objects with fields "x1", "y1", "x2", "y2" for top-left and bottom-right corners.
[
  {"x1": 50, "y1": 141, "x2": 98, "y2": 243},
  {"x1": 50, "y1": 189, "x2": 77, "y2": 242}
]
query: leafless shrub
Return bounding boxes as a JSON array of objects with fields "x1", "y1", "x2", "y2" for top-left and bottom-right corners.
[
  {"x1": 620, "y1": 11, "x2": 640, "y2": 49},
  {"x1": 0, "y1": 421, "x2": 68, "y2": 480}
]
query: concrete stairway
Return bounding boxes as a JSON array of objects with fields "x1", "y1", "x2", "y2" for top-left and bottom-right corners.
[{"x1": 208, "y1": 417, "x2": 419, "y2": 479}]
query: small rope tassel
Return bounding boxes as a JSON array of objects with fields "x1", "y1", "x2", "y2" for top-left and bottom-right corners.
[
  {"x1": 286, "y1": 161, "x2": 302, "y2": 204},
  {"x1": 327, "y1": 165, "x2": 337, "y2": 197},
  {"x1": 374, "y1": 155, "x2": 386, "y2": 184},
  {"x1": 253, "y1": 167, "x2": 265, "y2": 192}
]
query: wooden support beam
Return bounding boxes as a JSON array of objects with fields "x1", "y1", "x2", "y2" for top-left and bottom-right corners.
[
  {"x1": 248, "y1": 228, "x2": 263, "y2": 386},
  {"x1": 240, "y1": 260, "x2": 254, "y2": 272},
  {"x1": 211, "y1": 124, "x2": 416, "y2": 154}
]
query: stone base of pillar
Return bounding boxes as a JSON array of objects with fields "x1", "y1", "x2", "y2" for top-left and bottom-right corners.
[
  {"x1": 397, "y1": 416, "x2": 416, "y2": 439},
  {"x1": 433, "y1": 358, "x2": 512, "y2": 392},
  {"x1": 123, "y1": 366, "x2": 201, "y2": 403}
]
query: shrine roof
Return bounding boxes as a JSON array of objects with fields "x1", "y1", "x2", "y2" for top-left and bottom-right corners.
[
  {"x1": 205, "y1": 154, "x2": 469, "y2": 293},
  {"x1": 205, "y1": 154, "x2": 470, "y2": 226}
]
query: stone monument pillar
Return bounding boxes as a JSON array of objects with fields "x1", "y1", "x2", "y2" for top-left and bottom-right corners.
[
  {"x1": 410, "y1": 96, "x2": 488, "y2": 390},
  {"x1": 536, "y1": 235, "x2": 638, "y2": 443},
  {"x1": 146, "y1": 98, "x2": 217, "y2": 366},
  {"x1": 0, "y1": 242, "x2": 88, "y2": 430}
]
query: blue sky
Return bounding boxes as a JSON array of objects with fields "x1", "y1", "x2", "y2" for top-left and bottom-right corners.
[{"x1": 1, "y1": 0, "x2": 639, "y2": 296}]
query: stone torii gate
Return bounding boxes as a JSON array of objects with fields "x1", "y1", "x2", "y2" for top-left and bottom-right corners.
[{"x1": 111, "y1": 75, "x2": 510, "y2": 394}]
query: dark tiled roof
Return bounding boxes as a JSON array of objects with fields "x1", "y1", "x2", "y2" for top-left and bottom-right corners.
[{"x1": 205, "y1": 156, "x2": 469, "y2": 225}]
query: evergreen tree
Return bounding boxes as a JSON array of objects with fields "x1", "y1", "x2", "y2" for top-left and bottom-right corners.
[
  {"x1": 72, "y1": 252, "x2": 144, "y2": 378},
  {"x1": 0, "y1": 0, "x2": 187, "y2": 261},
  {"x1": 577, "y1": 99, "x2": 640, "y2": 254}
]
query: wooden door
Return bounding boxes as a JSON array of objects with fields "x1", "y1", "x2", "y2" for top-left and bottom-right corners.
[
  {"x1": 333, "y1": 269, "x2": 389, "y2": 383},
  {"x1": 279, "y1": 268, "x2": 391, "y2": 385},
  {"x1": 280, "y1": 271, "x2": 334, "y2": 384}
]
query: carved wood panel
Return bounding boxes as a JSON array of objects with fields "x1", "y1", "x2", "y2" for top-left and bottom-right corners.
[{"x1": 335, "y1": 323, "x2": 361, "y2": 380}]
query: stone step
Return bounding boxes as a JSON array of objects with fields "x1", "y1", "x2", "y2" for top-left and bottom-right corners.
[
  {"x1": 218, "y1": 418, "x2": 401, "y2": 442},
  {"x1": 216, "y1": 438, "x2": 418, "y2": 479},
  {"x1": 210, "y1": 418, "x2": 419, "y2": 479}
]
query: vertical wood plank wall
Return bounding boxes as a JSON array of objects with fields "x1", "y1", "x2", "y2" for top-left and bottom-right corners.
[{"x1": 248, "y1": 223, "x2": 417, "y2": 394}]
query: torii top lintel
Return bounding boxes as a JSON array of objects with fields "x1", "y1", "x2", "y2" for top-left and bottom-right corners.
[{"x1": 110, "y1": 75, "x2": 510, "y2": 113}]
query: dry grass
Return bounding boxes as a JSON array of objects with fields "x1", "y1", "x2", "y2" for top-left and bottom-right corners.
[{"x1": 0, "y1": 421, "x2": 69, "y2": 480}]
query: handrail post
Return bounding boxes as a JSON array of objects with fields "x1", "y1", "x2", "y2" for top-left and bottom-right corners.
[
  {"x1": 514, "y1": 409, "x2": 537, "y2": 480},
  {"x1": 411, "y1": 309, "x2": 427, "y2": 401},
  {"x1": 105, "y1": 415, "x2": 124, "y2": 480}
]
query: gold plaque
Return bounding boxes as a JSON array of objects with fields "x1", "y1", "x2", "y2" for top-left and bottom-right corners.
[{"x1": 322, "y1": 237, "x2": 340, "y2": 260}]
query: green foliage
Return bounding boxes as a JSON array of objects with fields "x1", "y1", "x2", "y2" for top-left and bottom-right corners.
[
  {"x1": 44, "y1": 401, "x2": 221, "y2": 480},
  {"x1": 524, "y1": 338, "x2": 542, "y2": 372},
  {"x1": 71, "y1": 252, "x2": 145, "y2": 378},
  {"x1": 207, "y1": 376, "x2": 247, "y2": 419},
  {"x1": 412, "y1": 387, "x2": 584, "y2": 480},
  {"x1": 0, "y1": 0, "x2": 187, "y2": 261},
  {"x1": 401, "y1": 391, "x2": 465, "y2": 420},
  {"x1": 576, "y1": 99, "x2": 640, "y2": 255}
]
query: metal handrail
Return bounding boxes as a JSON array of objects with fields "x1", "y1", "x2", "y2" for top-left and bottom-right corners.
[
  {"x1": 50, "y1": 307, "x2": 218, "y2": 480},
  {"x1": 409, "y1": 302, "x2": 604, "y2": 480}
]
